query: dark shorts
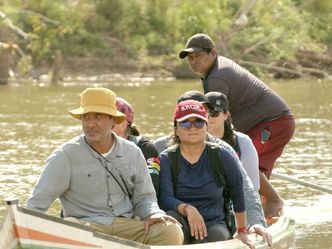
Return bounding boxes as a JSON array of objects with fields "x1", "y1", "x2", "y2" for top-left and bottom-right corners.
[{"x1": 246, "y1": 115, "x2": 295, "y2": 178}]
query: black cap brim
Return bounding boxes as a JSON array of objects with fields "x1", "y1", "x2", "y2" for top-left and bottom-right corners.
[
  {"x1": 202, "y1": 101, "x2": 215, "y2": 111},
  {"x1": 179, "y1": 47, "x2": 204, "y2": 59}
]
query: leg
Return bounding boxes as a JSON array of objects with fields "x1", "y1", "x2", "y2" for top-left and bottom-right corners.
[
  {"x1": 147, "y1": 221, "x2": 184, "y2": 245},
  {"x1": 190, "y1": 222, "x2": 230, "y2": 244},
  {"x1": 65, "y1": 216, "x2": 183, "y2": 245},
  {"x1": 259, "y1": 171, "x2": 283, "y2": 218},
  {"x1": 166, "y1": 212, "x2": 230, "y2": 244},
  {"x1": 204, "y1": 222, "x2": 231, "y2": 242},
  {"x1": 110, "y1": 217, "x2": 183, "y2": 245},
  {"x1": 166, "y1": 210, "x2": 191, "y2": 244},
  {"x1": 247, "y1": 116, "x2": 295, "y2": 217}
]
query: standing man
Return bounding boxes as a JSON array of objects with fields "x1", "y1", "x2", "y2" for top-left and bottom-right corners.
[
  {"x1": 179, "y1": 33, "x2": 295, "y2": 218},
  {"x1": 27, "y1": 87, "x2": 183, "y2": 245}
]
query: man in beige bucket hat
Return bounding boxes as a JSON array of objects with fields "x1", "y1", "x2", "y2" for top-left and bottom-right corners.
[
  {"x1": 69, "y1": 87, "x2": 126, "y2": 122},
  {"x1": 27, "y1": 87, "x2": 183, "y2": 245}
]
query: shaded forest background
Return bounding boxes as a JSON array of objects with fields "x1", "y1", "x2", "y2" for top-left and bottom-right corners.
[{"x1": 1, "y1": 0, "x2": 332, "y2": 82}]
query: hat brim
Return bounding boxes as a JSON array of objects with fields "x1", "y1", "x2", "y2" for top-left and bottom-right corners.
[
  {"x1": 201, "y1": 101, "x2": 215, "y2": 111},
  {"x1": 179, "y1": 47, "x2": 205, "y2": 59},
  {"x1": 176, "y1": 113, "x2": 208, "y2": 123},
  {"x1": 69, "y1": 106, "x2": 126, "y2": 124}
]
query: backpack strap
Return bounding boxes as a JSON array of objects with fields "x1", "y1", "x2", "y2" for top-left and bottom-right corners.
[
  {"x1": 206, "y1": 141, "x2": 236, "y2": 235},
  {"x1": 206, "y1": 142, "x2": 229, "y2": 194},
  {"x1": 167, "y1": 144, "x2": 181, "y2": 194}
]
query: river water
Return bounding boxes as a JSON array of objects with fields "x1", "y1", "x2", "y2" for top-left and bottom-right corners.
[{"x1": 0, "y1": 77, "x2": 331, "y2": 248}]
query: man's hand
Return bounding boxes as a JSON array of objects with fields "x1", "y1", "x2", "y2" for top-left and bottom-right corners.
[{"x1": 144, "y1": 213, "x2": 181, "y2": 233}]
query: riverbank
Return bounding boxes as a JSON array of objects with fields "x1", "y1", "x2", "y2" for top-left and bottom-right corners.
[
  {"x1": 47, "y1": 47, "x2": 332, "y2": 81},
  {"x1": 7, "y1": 48, "x2": 332, "y2": 85},
  {"x1": 14, "y1": 54, "x2": 198, "y2": 85}
]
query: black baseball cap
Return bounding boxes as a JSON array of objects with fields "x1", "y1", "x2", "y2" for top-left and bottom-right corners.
[
  {"x1": 205, "y1": 92, "x2": 229, "y2": 112},
  {"x1": 177, "y1": 90, "x2": 214, "y2": 110},
  {"x1": 179, "y1": 33, "x2": 216, "y2": 59}
]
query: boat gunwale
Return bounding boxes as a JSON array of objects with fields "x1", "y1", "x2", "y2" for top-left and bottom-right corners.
[
  {"x1": 1, "y1": 198, "x2": 295, "y2": 249},
  {"x1": 5, "y1": 199, "x2": 149, "y2": 249}
]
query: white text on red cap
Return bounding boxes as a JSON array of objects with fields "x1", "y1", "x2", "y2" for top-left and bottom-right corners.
[{"x1": 180, "y1": 104, "x2": 202, "y2": 112}]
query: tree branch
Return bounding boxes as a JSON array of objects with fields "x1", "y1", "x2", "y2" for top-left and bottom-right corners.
[
  {"x1": 237, "y1": 59, "x2": 328, "y2": 78},
  {"x1": 19, "y1": 10, "x2": 60, "y2": 26},
  {"x1": 0, "y1": 11, "x2": 29, "y2": 40}
]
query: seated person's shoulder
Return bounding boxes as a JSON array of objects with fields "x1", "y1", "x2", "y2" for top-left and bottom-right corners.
[
  {"x1": 234, "y1": 131, "x2": 251, "y2": 140},
  {"x1": 136, "y1": 136, "x2": 159, "y2": 159},
  {"x1": 207, "y1": 133, "x2": 237, "y2": 155},
  {"x1": 153, "y1": 135, "x2": 172, "y2": 154},
  {"x1": 117, "y1": 135, "x2": 141, "y2": 152}
]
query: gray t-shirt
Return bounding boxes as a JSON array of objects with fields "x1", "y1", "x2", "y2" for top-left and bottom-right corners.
[{"x1": 203, "y1": 56, "x2": 291, "y2": 132}]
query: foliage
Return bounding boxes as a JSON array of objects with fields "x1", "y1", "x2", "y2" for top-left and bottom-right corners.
[
  {"x1": 0, "y1": 0, "x2": 331, "y2": 73},
  {"x1": 17, "y1": 55, "x2": 32, "y2": 75},
  {"x1": 292, "y1": 0, "x2": 332, "y2": 47}
]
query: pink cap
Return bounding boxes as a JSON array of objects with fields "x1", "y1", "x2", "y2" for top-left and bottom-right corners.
[
  {"x1": 116, "y1": 97, "x2": 134, "y2": 123},
  {"x1": 173, "y1": 100, "x2": 208, "y2": 122}
]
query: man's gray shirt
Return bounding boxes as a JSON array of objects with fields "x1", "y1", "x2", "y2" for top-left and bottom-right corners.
[{"x1": 27, "y1": 133, "x2": 164, "y2": 226}]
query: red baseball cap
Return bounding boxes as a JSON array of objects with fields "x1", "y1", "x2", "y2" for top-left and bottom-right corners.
[
  {"x1": 116, "y1": 97, "x2": 134, "y2": 123},
  {"x1": 173, "y1": 100, "x2": 208, "y2": 122}
]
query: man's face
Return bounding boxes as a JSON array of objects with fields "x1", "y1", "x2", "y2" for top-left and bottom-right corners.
[
  {"x1": 81, "y1": 112, "x2": 114, "y2": 145},
  {"x1": 187, "y1": 50, "x2": 215, "y2": 76}
]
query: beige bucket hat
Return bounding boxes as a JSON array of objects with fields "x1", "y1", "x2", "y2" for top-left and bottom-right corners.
[{"x1": 69, "y1": 87, "x2": 126, "y2": 124}]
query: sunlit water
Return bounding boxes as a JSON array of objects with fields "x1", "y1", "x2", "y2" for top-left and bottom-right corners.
[{"x1": 0, "y1": 78, "x2": 331, "y2": 248}]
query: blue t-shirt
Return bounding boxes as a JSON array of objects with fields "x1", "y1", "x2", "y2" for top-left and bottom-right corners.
[{"x1": 158, "y1": 145, "x2": 245, "y2": 224}]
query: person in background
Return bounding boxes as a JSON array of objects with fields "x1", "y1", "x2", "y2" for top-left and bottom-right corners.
[
  {"x1": 27, "y1": 87, "x2": 183, "y2": 245},
  {"x1": 113, "y1": 97, "x2": 160, "y2": 193},
  {"x1": 179, "y1": 33, "x2": 295, "y2": 218},
  {"x1": 158, "y1": 99, "x2": 254, "y2": 248},
  {"x1": 206, "y1": 91, "x2": 260, "y2": 192}
]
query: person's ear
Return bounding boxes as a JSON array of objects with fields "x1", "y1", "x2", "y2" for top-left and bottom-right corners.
[
  {"x1": 225, "y1": 111, "x2": 230, "y2": 119},
  {"x1": 211, "y1": 48, "x2": 217, "y2": 57}
]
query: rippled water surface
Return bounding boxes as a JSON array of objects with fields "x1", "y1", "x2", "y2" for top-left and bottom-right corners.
[{"x1": 0, "y1": 78, "x2": 331, "y2": 248}]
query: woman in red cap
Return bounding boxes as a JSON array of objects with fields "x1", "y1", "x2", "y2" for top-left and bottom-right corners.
[{"x1": 158, "y1": 100, "x2": 255, "y2": 248}]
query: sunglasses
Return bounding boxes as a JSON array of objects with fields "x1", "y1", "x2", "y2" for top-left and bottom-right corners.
[
  {"x1": 209, "y1": 109, "x2": 221, "y2": 118},
  {"x1": 178, "y1": 119, "x2": 206, "y2": 130}
]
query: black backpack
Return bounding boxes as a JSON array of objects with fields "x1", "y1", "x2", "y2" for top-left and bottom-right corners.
[{"x1": 167, "y1": 142, "x2": 236, "y2": 236}]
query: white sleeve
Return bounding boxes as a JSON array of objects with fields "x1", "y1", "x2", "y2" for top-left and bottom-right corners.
[{"x1": 236, "y1": 132, "x2": 260, "y2": 192}]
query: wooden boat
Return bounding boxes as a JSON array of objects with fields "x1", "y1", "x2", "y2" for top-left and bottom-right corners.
[{"x1": 0, "y1": 198, "x2": 295, "y2": 249}]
